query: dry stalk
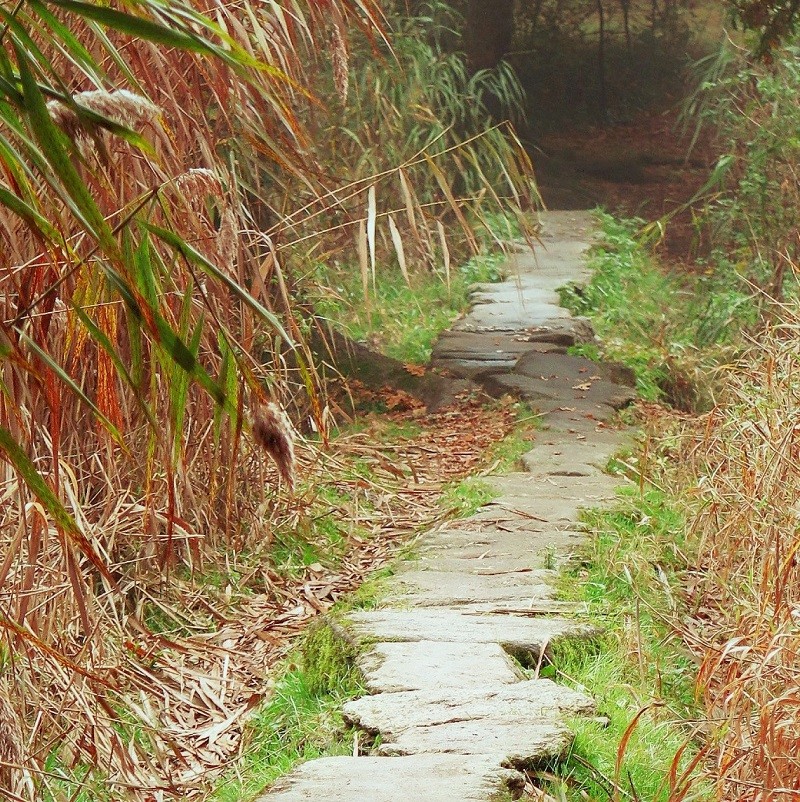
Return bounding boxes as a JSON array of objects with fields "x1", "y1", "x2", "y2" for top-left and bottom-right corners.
[{"x1": 664, "y1": 308, "x2": 800, "y2": 799}]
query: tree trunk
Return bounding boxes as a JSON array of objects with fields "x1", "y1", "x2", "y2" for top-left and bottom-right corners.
[
  {"x1": 465, "y1": 0, "x2": 516, "y2": 71},
  {"x1": 597, "y1": 0, "x2": 608, "y2": 122}
]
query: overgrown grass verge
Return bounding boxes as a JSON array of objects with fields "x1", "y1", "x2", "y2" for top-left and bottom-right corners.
[
  {"x1": 213, "y1": 622, "x2": 366, "y2": 801},
  {"x1": 309, "y1": 246, "x2": 506, "y2": 365},
  {"x1": 540, "y1": 485, "x2": 711, "y2": 802},
  {"x1": 560, "y1": 211, "x2": 754, "y2": 410}
]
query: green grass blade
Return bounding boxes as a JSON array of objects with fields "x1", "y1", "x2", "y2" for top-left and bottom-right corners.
[
  {"x1": 14, "y1": 40, "x2": 119, "y2": 256},
  {"x1": 17, "y1": 330, "x2": 126, "y2": 446},
  {"x1": 142, "y1": 221, "x2": 294, "y2": 344}
]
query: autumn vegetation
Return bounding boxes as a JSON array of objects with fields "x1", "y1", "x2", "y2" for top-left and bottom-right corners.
[
  {"x1": 0, "y1": 1, "x2": 538, "y2": 797},
  {"x1": 4, "y1": 0, "x2": 800, "y2": 799}
]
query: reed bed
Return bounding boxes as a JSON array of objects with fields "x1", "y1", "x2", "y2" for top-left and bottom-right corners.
[
  {"x1": 662, "y1": 310, "x2": 800, "y2": 800},
  {"x1": 0, "y1": 0, "x2": 538, "y2": 797}
]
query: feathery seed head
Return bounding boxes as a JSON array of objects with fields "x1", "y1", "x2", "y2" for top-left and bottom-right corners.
[
  {"x1": 251, "y1": 401, "x2": 296, "y2": 489},
  {"x1": 47, "y1": 89, "x2": 161, "y2": 159}
]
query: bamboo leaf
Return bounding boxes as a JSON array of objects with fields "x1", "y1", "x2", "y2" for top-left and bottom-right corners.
[{"x1": 142, "y1": 221, "x2": 294, "y2": 345}]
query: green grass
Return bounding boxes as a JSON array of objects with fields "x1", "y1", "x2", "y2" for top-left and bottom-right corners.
[
  {"x1": 438, "y1": 475, "x2": 498, "y2": 517},
  {"x1": 559, "y1": 211, "x2": 754, "y2": 410},
  {"x1": 541, "y1": 485, "x2": 711, "y2": 802},
  {"x1": 213, "y1": 621, "x2": 366, "y2": 801},
  {"x1": 484, "y1": 403, "x2": 543, "y2": 472},
  {"x1": 309, "y1": 250, "x2": 505, "y2": 365}
]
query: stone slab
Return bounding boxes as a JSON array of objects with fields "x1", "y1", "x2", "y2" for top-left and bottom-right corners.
[
  {"x1": 348, "y1": 609, "x2": 585, "y2": 657},
  {"x1": 414, "y1": 525, "x2": 587, "y2": 559},
  {"x1": 377, "y1": 720, "x2": 572, "y2": 765},
  {"x1": 480, "y1": 372, "x2": 635, "y2": 418},
  {"x1": 518, "y1": 317, "x2": 596, "y2": 347},
  {"x1": 515, "y1": 351, "x2": 636, "y2": 388},
  {"x1": 357, "y1": 640, "x2": 523, "y2": 693},
  {"x1": 469, "y1": 286, "x2": 562, "y2": 306},
  {"x1": 256, "y1": 755, "x2": 525, "y2": 801},
  {"x1": 453, "y1": 303, "x2": 571, "y2": 333},
  {"x1": 387, "y1": 569, "x2": 555, "y2": 609},
  {"x1": 522, "y1": 433, "x2": 628, "y2": 477},
  {"x1": 432, "y1": 330, "x2": 561, "y2": 357},
  {"x1": 343, "y1": 679, "x2": 596, "y2": 734}
]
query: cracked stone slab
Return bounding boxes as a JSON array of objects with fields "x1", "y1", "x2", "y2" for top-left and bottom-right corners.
[
  {"x1": 480, "y1": 372, "x2": 635, "y2": 417},
  {"x1": 357, "y1": 640, "x2": 523, "y2": 693},
  {"x1": 518, "y1": 317, "x2": 596, "y2": 347},
  {"x1": 256, "y1": 754, "x2": 525, "y2": 801},
  {"x1": 377, "y1": 719, "x2": 573, "y2": 766},
  {"x1": 414, "y1": 527, "x2": 587, "y2": 564},
  {"x1": 453, "y1": 302, "x2": 572, "y2": 333},
  {"x1": 344, "y1": 679, "x2": 596, "y2": 734},
  {"x1": 431, "y1": 340, "x2": 566, "y2": 380},
  {"x1": 388, "y1": 568, "x2": 556, "y2": 608},
  {"x1": 522, "y1": 433, "x2": 628, "y2": 477},
  {"x1": 469, "y1": 285, "x2": 562, "y2": 306},
  {"x1": 487, "y1": 471, "x2": 620, "y2": 500},
  {"x1": 347, "y1": 609, "x2": 585, "y2": 657},
  {"x1": 408, "y1": 552, "x2": 552, "y2": 575},
  {"x1": 515, "y1": 351, "x2": 636, "y2": 388}
]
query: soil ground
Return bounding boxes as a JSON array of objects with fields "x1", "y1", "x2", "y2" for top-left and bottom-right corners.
[{"x1": 531, "y1": 101, "x2": 717, "y2": 259}]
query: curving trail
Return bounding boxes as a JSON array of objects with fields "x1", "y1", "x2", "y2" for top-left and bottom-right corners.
[{"x1": 257, "y1": 211, "x2": 635, "y2": 801}]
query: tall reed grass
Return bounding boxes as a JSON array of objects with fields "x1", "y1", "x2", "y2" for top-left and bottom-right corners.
[
  {"x1": 0, "y1": 0, "x2": 539, "y2": 797},
  {"x1": 654, "y1": 307, "x2": 800, "y2": 799}
]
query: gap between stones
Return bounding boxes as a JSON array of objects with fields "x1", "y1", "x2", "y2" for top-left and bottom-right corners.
[{"x1": 256, "y1": 211, "x2": 635, "y2": 802}]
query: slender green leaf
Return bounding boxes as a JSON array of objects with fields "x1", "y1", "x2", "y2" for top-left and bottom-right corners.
[
  {"x1": 142, "y1": 221, "x2": 294, "y2": 344},
  {"x1": 17, "y1": 330, "x2": 125, "y2": 446},
  {"x1": 14, "y1": 40, "x2": 119, "y2": 256}
]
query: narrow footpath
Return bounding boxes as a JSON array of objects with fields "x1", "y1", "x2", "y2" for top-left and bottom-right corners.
[{"x1": 257, "y1": 211, "x2": 636, "y2": 801}]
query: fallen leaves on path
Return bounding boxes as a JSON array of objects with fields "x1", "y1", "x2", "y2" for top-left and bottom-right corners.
[{"x1": 115, "y1": 391, "x2": 520, "y2": 797}]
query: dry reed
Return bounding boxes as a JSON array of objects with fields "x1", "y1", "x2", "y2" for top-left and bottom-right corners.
[
  {"x1": 666, "y1": 310, "x2": 800, "y2": 800},
  {"x1": 0, "y1": 1, "x2": 538, "y2": 797}
]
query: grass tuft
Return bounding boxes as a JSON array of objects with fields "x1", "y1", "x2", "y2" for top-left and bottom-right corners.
[
  {"x1": 310, "y1": 250, "x2": 507, "y2": 365},
  {"x1": 213, "y1": 621, "x2": 365, "y2": 802},
  {"x1": 560, "y1": 211, "x2": 753, "y2": 410},
  {"x1": 541, "y1": 485, "x2": 711, "y2": 802}
]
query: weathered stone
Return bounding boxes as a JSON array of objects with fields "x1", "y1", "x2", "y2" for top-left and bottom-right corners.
[
  {"x1": 259, "y1": 209, "x2": 629, "y2": 802},
  {"x1": 520, "y1": 317, "x2": 596, "y2": 347},
  {"x1": 477, "y1": 367, "x2": 635, "y2": 417},
  {"x1": 343, "y1": 679, "x2": 596, "y2": 734},
  {"x1": 357, "y1": 641, "x2": 523, "y2": 693},
  {"x1": 413, "y1": 529, "x2": 585, "y2": 572},
  {"x1": 389, "y1": 568, "x2": 555, "y2": 608},
  {"x1": 256, "y1": 755, "x2": 525, "y2": 801},
  {"x1": 347, "y1": 609, "x2": 586, "y2": 657},
  {"x1": 453, "y1": 302, "x2": 571, "y2": 333},
  {"x1": 515, "y1": 350, "x2": 636, "y2": 389},
  {"x1": 377, "y1": 720, "x2": 573, "y2": 766},
  {"x1": 521, "y1": 432, "x2": 628, "y2": 477}
]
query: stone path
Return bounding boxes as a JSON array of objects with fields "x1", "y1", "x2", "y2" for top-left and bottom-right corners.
[{"x1": 256, "y1": 210, "x2": 634, "y2": 801}]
